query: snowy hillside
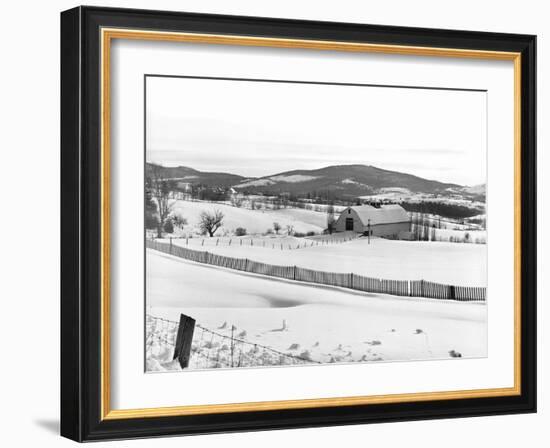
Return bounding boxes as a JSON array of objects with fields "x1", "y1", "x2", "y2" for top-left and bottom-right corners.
[{"x1": 171, "y1": 199, "x2": 325, "y2": 235}]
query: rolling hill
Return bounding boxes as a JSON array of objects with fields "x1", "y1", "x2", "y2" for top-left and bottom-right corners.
[
  {"x1": 146, "y1": 163, "x2": 478, "y2": 199},
  {"x1": 146, "y1": 163, "x2": 246, "y2": 188},
  {"x1": 233, "y1": 164, "x2": 461, "y2": 198}
]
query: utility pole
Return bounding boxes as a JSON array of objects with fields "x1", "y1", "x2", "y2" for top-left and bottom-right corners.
[{"x1": 368, "y1": 219, "x2": 371, "y2": 245}]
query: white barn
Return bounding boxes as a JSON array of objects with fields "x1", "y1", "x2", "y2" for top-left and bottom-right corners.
[{"x1": 334, "y1": 204, "x2": 410, "y2": 237}]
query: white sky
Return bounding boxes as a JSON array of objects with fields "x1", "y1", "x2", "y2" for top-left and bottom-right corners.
[{"x1": 146, "y1": 76, "x2": 486, "y2": 186}]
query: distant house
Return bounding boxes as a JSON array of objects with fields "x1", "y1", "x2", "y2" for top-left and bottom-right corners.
[{"x1": 334, "y1": 204, "x2": 410, "y2": 238}]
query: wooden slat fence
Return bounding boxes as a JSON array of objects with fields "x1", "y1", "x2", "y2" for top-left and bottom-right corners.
[
  {"x1": 352, "y1": 275, "x2": 383, "y2": 294},
  {"x1": 207, "y1": 253, "x2": 248, "y2": 271},
  {"x1": 146, "y1": 239, "x2": 486, "y2": 302},
  {"x1": 295, "y1": 267, "x2": 351, "y2": 288},
  {"x1": 381, "y1": 279, "x2": 410, "y2": 297},
  {"x1": 454, "y1": 285, "x2": 486, "y2": 301},
  {"x1": 245, "y1": 260, "x2": 295, "y2": 279}
]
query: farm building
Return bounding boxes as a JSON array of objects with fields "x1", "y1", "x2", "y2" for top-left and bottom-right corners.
[{"x1": 334, "y1": 204, "x2": 410, "y2": 237}]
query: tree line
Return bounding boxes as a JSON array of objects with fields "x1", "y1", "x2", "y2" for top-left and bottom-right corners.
[{"x1": 401, "y1": 201, "x2": 482, "y2": 220}]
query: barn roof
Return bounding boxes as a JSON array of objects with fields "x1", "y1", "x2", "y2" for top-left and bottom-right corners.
[{"x1": 347, "y1": 204, "x2": 409, "y2": 225}]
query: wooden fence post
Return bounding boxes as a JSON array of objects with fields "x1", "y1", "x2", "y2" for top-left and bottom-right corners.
[
  {"x1": 230, "y1": 325, "x2": 236, "y2": 367},
  {"x1": 173, "y1": 313, "x2": 196, "y2": 369}
]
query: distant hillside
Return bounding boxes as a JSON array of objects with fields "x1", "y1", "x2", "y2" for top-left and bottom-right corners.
[
  {"x1": 233, "y1": 164, "x2": 461, "y2": 198},
  {"x1": 462, "y1": 184, "x2": 486, "y2": 196},
  {"x1": 146, "y1": 163, "x2": 246, "y2": 188},
  {"x1": 146, "y1": 162, "x2": 480, "y2": 200}
]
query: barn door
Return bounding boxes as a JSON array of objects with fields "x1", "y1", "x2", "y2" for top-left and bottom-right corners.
[{"x1": 345, "y1": 218, "x2": 354, "y2": 231}]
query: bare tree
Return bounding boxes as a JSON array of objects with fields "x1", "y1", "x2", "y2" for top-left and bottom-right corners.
[
  {"x1": 286, "y1": 224, "x2": 294, "y2": 236},
  {"x1": 144, "y1": 190, "x2": 158, "y2": 230},
  {"x1": 171, "y1": 213, "x2": 188, "y2": 230},
  {"x1": 199, "y1": 209, "x2": 224, "y2": 237},
  {"x1": 146, "y1": 164, "x2": 176, "y2": 238}
]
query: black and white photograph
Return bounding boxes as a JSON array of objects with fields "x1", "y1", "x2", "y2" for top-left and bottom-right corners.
[{"x1": 144, "y1": 75, "x2": 488, "y2": 372}]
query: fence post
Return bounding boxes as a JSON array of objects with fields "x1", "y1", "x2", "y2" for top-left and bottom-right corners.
[
  {"x1": 350, "y1": 272, "x2": 354, "y2": 289},
  {"x1": 169, "y1": 237, "x2": 173, "y2": 254},
  {"x1": 450, "y1": 285, "x2": 456, "y2": 301},
  {"x1": 173, "y1": 313, "x2": 196, "y2": 369},
  {"x1": 230, "y1": 325, "x2": 235, "y2": 367}
]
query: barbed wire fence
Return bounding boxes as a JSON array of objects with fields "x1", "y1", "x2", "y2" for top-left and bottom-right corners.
[{"x1": 146, "y1": 314, "x2": 319, "y2": 370}]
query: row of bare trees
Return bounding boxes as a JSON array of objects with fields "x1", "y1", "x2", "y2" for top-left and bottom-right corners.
[
  {"x1": 410, "y1": 212, "x2": 436, "y2": 241},
  {"x1": 146, "y1": 165, "x2": 176, "y2": 238}
]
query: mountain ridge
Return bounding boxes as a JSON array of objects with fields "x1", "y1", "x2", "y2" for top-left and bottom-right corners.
[{"x1": 146, "y1": 162, "x2": 480, "y2": 199}]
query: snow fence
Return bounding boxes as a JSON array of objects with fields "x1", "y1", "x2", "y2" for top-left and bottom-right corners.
[{"x1": 146, "y1": 239, "x2": 486, "y2": 302}]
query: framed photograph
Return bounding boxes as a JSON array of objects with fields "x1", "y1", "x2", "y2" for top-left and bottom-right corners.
[{"x1": 61, "y1": 6, "x2": 536, "y2": 441}]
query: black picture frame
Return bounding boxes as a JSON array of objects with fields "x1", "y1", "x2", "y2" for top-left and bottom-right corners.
[{"x1": 61, "y1": 5, "x2": 536, "y2": 442}]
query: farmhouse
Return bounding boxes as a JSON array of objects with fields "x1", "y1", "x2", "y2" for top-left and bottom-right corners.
[{"x1": 335, "y1": 204, "x2": 410, "y2": 238}]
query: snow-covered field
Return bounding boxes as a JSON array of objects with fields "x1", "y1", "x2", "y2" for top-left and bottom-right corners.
[
  {"x1": 167, "y1": 200, "x2": 486, "y2": 245},
  {"x1": 432, "y1": 228, "x2": 487, "y2": 244},
  {"x1": 167, "y1": 236, "x2": 486, "y2": 286},
  {"x1": 422, "y1": 214, "x2": 485, "y2": 231},
  {"x1": 171, "y1": 200, "x2": 325, "y2": 235},
  {"x1": 146, "y1": 250, "x2": 487, "y2": 372}
]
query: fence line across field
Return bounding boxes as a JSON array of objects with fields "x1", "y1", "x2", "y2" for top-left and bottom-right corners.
[
  {"x1": 146, "y1": 314, "x2": 318, "y2": 369},
  {"x1": 146, "y1": 233, "x2": 358, "y2": 250},
  {"x1": 146, "y1": 239, "x2": 486, "y2": 302}
]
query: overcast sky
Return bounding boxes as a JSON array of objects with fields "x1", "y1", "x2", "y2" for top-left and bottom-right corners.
[{"x1": 146, "y1": 76, "x2": 486, "y2": 186}]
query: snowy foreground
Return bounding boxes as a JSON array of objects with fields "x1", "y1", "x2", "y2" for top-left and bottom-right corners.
[{"x1": 146, "y1": 250, "x2": 487, "y2": 372}]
